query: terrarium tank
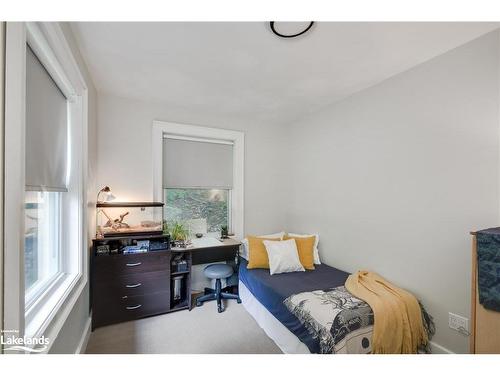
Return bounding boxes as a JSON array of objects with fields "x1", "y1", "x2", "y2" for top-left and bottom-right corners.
[{"x1": 96, "y1": 202, "x2": 164, "y2": 238}]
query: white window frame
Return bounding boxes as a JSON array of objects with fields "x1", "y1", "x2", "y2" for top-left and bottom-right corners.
[
  {"x1": 24, "y1": 191, "x2": 63, "y2": 312},
  {"x1": 3, "y1": 22, "x2": 88, "y2": 350},
  {"x1": 152, "y1": 121, "x2": 244, "y2": 239}
]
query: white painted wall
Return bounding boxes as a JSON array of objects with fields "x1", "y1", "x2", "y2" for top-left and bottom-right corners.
[
  {"x1": 97, "y1": 93, "x2": 286, "y2": 290},
  {"x1": 96, "y1": 93, "x2": 289, "y2": 235},
  {"x1": 286, "y1": 31, "x2": 500, "y2": 354},
  {"x1": 48, "y1": 23, "x2": 98, "y2": 354},
  {"x1": 96, "y1": 93, "x2": 289, "y2": 292}
]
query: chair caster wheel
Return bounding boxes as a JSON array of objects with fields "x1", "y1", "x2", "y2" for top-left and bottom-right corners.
[
  {"x1": 218, "y1": 307, "x2": 224, "y2": 313},
  {"x1": 237, "y1": 298, "x2": 242, "y2": 304}
]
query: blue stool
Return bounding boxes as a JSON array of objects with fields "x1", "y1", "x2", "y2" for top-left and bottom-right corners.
[{"x1": 195, "y1": 264, "x2": 241, "y2": 313}]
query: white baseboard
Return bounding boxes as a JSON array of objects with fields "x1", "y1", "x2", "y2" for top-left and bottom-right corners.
[
  {"x1": 429, "y1": 341, "x2": 455, "y2": 354},
  {"x1": 75, "y1": 317, "x2": 91, "y2": 354}
]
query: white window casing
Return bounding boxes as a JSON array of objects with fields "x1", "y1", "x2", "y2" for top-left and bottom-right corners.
[{"x1": 152, "y1": 121, "x2": 244, "y2": 240}]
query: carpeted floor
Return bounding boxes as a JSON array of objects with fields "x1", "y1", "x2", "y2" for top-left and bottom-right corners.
[{"x1": 85, "y1": 299, "x2": 282, "y2": 354}]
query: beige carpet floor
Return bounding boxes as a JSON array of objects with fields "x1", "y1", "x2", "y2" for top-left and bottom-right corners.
[{"x1": 85, "y1": 299, "x2": 282, "y2": 354}]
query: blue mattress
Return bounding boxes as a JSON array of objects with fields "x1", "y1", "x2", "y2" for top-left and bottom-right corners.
[{"x1": 239, "y1": 258, "x2": 349, "y2": 353}]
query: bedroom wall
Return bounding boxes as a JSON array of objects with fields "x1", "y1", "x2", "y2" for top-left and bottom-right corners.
[
  {"x1": 95, "y1": 93, "x2": 289, "y2": 235},
  {"x1": 48, "y1": 23, "x2": 98, "y2": 354},
  {"x1": 286, "y1": 30, "x2": 500, "y2": 353},
  {"x1": 96, "y1": 93, "x2": 289, "y2": 291}
]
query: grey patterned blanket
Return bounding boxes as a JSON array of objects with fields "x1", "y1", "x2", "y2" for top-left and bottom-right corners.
[
  {"x1": 477, "y1": 230, "x2": 500, "y2": 312},
  {"x1": 284, "y1": 286, "x2": 435, "y2": 354},
  {"x1": 284, "y1": 286, "x2": 374, "y2": 353}
]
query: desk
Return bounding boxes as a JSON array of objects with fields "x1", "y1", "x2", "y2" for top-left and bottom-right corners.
[
  {"x1": 171, "y1": 238, "x2": 241, "y2": 265},
  {"x1": 171, "y1": 238, "x2": 241, "y2": 304}
]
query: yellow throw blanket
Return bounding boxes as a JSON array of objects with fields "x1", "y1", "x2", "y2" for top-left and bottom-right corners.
[{"x1": 345, "y1": 270, "x2": 428, "y2": 354}]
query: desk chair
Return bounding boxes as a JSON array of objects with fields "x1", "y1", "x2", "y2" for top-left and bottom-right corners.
[{"x1": 196, "y1": 264, "x2": 241, "y2": 313}]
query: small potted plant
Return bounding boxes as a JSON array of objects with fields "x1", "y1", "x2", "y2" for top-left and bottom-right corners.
[
  {"x1": 169, "y1": 221, "x2": 189, "y2": 247},
  {"x1": 220, "y1": 225, "x2": 229, "y2": 239}
]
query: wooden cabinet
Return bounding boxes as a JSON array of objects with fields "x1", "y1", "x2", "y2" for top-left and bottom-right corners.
[
  {"x1": 91, "y1": 234, "x2": 191, "y2": 330},
  {"x1": 90, "y1": 235, "x2": 240, "y2": 330},
  {"x1": 93, "y1": 251, "x2": 171, "y2": 279},
  {"x1": 470, "y1": 231, "x2": 500, "y2": 353}
]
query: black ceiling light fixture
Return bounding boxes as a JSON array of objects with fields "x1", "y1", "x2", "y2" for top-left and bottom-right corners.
[{"x1": 270, "y1": 21, "x2": 314, "y2": 38}]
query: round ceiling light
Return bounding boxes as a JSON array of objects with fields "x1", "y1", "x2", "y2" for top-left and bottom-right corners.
[{"x1": 270, "y1": 21, "x2": 314, "y2": 38}]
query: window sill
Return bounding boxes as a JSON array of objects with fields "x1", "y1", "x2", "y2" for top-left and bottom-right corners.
[
  {"x1": 25, "y1": 271, "x2": 66, "y2": 317},
  {"x1": 24, "y1": 271, "x2": 87, "y2": 352}
]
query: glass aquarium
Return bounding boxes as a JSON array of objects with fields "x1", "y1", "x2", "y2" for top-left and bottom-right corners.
[{"x1": 96, "y1": 202, "x2": 164, "y2": 238}]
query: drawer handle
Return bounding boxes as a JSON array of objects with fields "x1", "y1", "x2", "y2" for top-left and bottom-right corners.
[
  {"x1": 125, "y1": 283, "x2": 142, "y2": 288},
  {"x1": 125, "y1": 304, "x2": 142, "y2": 310},
  {"x1": 125, "y1": 262, "x2": 142, "y2": 267}
]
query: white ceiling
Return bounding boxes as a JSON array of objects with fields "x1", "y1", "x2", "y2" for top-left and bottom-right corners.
[{"x1": 71, "y1": 22, "x2": 499, "y2": 125}]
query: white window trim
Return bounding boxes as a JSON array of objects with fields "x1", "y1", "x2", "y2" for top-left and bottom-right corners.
[
  {"x1": 25, "y1": 192, "x2": 63, "y2": 312},
  {"x1": 3, "y1": 22, "x2": 89, "y2": 351},
  {"x1": 152, "y1": 121, "x2": 244, "y2": 239}
]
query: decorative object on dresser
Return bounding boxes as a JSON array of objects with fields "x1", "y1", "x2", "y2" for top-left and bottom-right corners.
[
  {"x1": 470, "y1": 228, "x2": 500, "y2": 353},
  {"x1": 96, "y1": 186, "x2": 116, "y2": 238},
  {"x1": 91, "y1": 233, "x2": 194, "y2": 330}
]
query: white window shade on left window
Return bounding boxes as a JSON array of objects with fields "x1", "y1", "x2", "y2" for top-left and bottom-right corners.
[{"x1": 25, "y1": 45, "x2": 68, "y2": 192}]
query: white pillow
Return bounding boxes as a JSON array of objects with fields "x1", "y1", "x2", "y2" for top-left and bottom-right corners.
[
  {"x1": 240, "y1": 231, "x2": 285, "y2": 260},
  {"x1": 263, "y1": 239, "x2": 305, "y2": 275},
  {"x1": 288, "y1": 233, "x2": 321, "y2": 264}
]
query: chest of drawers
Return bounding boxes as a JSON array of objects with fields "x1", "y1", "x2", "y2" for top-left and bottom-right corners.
[{"x1": 91, "y1": 234, "x2": 191, "y2": 330}]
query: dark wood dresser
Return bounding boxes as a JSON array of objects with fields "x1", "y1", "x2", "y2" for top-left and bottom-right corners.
[{"x1": 90, "y1": 234, "x2": 192, "y2": 330}]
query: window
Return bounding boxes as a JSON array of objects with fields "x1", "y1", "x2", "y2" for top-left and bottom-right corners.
[
  {"x1": 162, "y1": 135, "x2": 235, "y2": 237},
  {"x1": 24, "y1": 43, "x2": 70, "y2": 322},
  {"x1": 152, "y1": 121, "x2": 244, "y2": 240},
  {"x1": 24, "y1": 191, "x2": 62, "y2": 307},
  {"x1": 4, "y1": 22, "x2": 88, "y2": 348},
  {"x1": 165, "y1": 188, "x2": 229, "y2": 235}
]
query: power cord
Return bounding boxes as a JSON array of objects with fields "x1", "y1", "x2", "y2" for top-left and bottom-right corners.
[{"x1": 457, "y1": 326, "x2": 471, "y2": 336}]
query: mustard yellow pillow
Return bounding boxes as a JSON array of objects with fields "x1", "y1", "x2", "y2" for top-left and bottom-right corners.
[
  {"x1": 284, "y1": 235, "x2": 315, "y2": 270},
  {"x1": 247, "y1": 236, "x2": 280, "y2": 269}
]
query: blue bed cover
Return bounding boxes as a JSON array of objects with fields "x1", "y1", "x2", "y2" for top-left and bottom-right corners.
[{"x1": 239, "y1": 257, "x2": 349, "y2": 353}]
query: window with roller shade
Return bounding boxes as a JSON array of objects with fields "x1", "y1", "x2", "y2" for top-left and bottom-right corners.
[
  {"x1": 163, "y1": 137, "x2": 233, "y2": 236},
  {"x1": 24, "y1": 45, "x2": 68, "y2": 308}
]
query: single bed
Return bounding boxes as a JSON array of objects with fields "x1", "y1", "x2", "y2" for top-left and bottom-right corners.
[{"x1": 239, "y1": 257, "x2": 356, "y2": 354}]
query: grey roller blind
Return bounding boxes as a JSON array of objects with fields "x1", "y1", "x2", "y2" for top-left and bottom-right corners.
[
  {"x1": 163, "y1": 137, "x2": 233, "y2": 189},
  {"x1": 25, "y1": 45, "x2": 68, "y2": 192}
]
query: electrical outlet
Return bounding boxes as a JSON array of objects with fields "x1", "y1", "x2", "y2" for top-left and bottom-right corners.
[{"x1": 449, "y1": 312, "x2": 469, "y2": 335}]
